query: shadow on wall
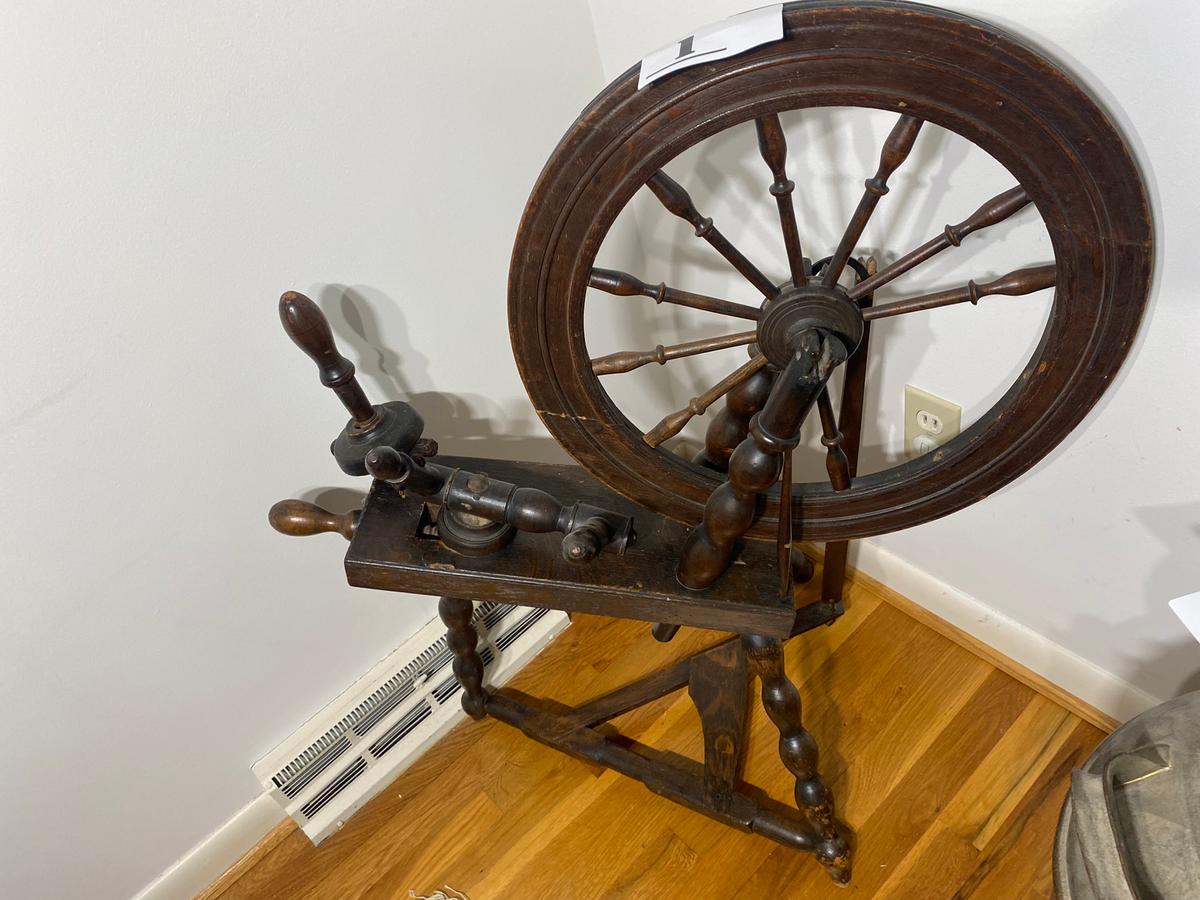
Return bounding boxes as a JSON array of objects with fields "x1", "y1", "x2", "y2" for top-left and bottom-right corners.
[
  {"x1": 1041, "y1": 501, "x2": 1200, "y2": 703},
  {"x1": 1130, "y1": 501, "x2": 1200, "y2": 697},
  {"x1": 303, "y1": 284, "x2": 568, "y2": 501}
]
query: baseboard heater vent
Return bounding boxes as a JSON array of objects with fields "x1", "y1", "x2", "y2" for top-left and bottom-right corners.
[{"x1": 253, "y1": 602, "x2": 568, "y2": 843}]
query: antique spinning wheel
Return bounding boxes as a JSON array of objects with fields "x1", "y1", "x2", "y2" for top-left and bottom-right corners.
[
  {"x1": 269, "y1": 2, "x2": 1154, "y2": 885},
  {"x1": 510, "y1": 0, "x2": 1153, "y2": 544}
]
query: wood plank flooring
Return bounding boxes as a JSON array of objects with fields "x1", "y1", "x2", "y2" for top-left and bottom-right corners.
[{"x1": 203, "y1": 568, "x2": 1104, "y2": 899}]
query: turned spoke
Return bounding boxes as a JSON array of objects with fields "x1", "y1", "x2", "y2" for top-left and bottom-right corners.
[
  {"x1": 591, "y1": 330, "x2": 757, "y2": 376},
  {"x1": 646, "y1": 171, "x2": 780, "y2": 300},
  {"x1": 644, "y1": 354, "x2": 769, "y2": 448},
  {"x1": 755, "y1": 114, "x2": 806, "y2": 287},
  {"x1": 588, "y1": 268, "x2": 761, "y2": 321},
  {"x1": 824, "y1": 114, "x2": 924, "y2": 288},
  {"x1": 848, "y1": 186, "x2": 1031, "y2": 300},
  {"x1": 862, "y1": 264, "x2": 1056, "y2": 321}
]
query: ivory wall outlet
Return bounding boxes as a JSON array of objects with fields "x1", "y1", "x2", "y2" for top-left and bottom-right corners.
[{"x1": 905, "y1": 385, "x2": 962, "y2": 457}]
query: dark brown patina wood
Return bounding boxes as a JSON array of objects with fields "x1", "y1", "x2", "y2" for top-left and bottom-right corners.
[
  {"x1": 344, "y1": 456, "x2": 796, "y2": 637},
  {"x1": 508, "y1": 0, "x2": 1154, "y2": 542},
  {"x1": 688, "y1": 640, "x2": 750, "y2": 813}
]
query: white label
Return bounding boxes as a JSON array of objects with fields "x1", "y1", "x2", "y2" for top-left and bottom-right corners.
[
  {"x1": 637, "y1": 5, "x2": 784, "y2": 90},
  {"x1": 1169, "y1": 591, "x2": 1200, "y2": 644}
]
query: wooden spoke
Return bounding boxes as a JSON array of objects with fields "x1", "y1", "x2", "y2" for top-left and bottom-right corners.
[
  {"x1": 848, "y1": 186, "x2": 1031, "y2": 300},
  {"x1": 591, "y1": 330, "x2": 757, "y2": 376},
  {"x1": 823, "y1": 114, "x2": 924, "y2": 288},
  {"x1": 646, "y1": 170, "x2": 780, "y2": 299},
  {"x1": 588, "y1": 268, "x2": 761, "y2": 321},
  {"x1": 816, "y1": 388, "x2": 851, "y2": 492},
  {"x1": 755, "y1": 115, "x2": 806, "y2": 287},
  {"x1": 643, "y1": 354, "x2": 769, "y2": 448},
  {"x1": 862, "y1": 264, "x2": 1056, "y2": 321}
]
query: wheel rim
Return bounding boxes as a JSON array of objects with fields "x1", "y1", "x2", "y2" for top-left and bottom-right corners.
[{"x1": 509, "y1": 1, "x2": 1153, "y2": 542}]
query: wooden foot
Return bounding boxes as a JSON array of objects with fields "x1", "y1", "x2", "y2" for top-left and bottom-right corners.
[
  {"x1": 743, "y1": 633, "x2": 851, "y2": 884},
  {"x1": 438, "y1": 596, "x2": 487, "y2": 719}
]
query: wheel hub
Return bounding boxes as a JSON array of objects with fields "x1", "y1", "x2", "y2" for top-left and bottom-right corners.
[{"x1": 756, "y1": 283, "x2": 864, "y2": 369}]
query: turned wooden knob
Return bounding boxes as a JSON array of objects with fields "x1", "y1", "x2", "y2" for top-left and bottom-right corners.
[
  {"x1": 268, "y1": 499, "x2": 359, "y2": 541},
  {"x1": 278, "y1": 292, "x2": 378, "y2": 427}
]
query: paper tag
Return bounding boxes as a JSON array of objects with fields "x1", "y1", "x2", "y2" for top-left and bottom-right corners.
[
  {"x1": 1169, "y1": 591, "x2": 1200, "y2": 644},
  {"x1": 637, "y1": 5, "x2": 784, "y2": 90}
]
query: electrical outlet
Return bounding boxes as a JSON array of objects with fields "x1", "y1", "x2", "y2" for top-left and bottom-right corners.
[{"x1": 904, "y1": 385, "x2": 961, "y2": 458}]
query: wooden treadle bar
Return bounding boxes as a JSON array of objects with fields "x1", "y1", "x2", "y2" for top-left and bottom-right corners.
[{"x1": 485, "y1": 691, "x2": 817, "y2": 854}]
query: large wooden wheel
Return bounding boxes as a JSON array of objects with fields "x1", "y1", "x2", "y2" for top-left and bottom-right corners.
[{"x1": 509, "y1": 1, "x2": 1153, "y2": 543}]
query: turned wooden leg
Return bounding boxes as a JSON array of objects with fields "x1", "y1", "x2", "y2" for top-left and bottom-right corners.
[
  {"x1": 679, "y1": 334, "x2": 835, "y2": 590},
  {"x1": 695, "y1": 365, "x2": 776, "y2": 472},
  {"x1": 743, "y1": 633, "x2": 851, "y2": 884},
  {"x1": 438, "y1": 596, "x2": 487, "y2": 719}
]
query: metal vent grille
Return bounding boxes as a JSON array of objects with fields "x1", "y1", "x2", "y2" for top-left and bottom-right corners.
[
  {"x1": 299, "y1": 756, "x2": 368, "y2": 819},
  {"x1": 254, "y1": 601, "x2": 568, "y2": 844},
  {"x1": 368, "y1": 701, "x2": 434, "y2": 759},
  {"x1": 496, "y1": 608, "x2": 550, "y2": 651},
  {"x1": 269, "y1": 601, "x2": 513, "y2": 797},
  {"x1": 278, "y1": 735, "x2": 351, "y2": 799},
  {"x1": 432, "y1": 674, "x2": 461, "y2": 704}
]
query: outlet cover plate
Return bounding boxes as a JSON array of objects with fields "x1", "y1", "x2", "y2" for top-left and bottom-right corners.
[{"x1": 904, "y1": 385, "x2": 962, "y2": 457}]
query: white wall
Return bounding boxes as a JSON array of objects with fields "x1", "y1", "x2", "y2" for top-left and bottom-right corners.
[
  {"x1": 586, "y1": 0, "x2": 1200, "y2": 705},
  {"x1": 0, "y1": 3, "x2": 601, "y2": 898}
]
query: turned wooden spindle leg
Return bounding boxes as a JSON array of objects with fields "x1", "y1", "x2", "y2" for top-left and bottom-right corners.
[
  {"x1": 743, "y1": 633, "x2": 851, "y2": 884},
  {"x1": 678, "y1": 332, "x2": 839, "y2": 590},
  {"x1": 695, "y1": 365, "x2": 776, "y2": 472},
  {"x1": 438, "y1": 597, "x2": 487, "y2": 719}
]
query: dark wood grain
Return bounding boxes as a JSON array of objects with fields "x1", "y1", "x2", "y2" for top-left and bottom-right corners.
[
  {"x1": 689, "y1": 640, "x2": 750, "y2": 813},
  {"x1": 848, "y1": 186, "x2": 1031, "y2": 299},
  {"x1": 438, "y1": 597, "x2": 486, "y2": 719},
  {"x1": 744, "y1": 632, "x2": 851, "y2": 884},
  {"x1": 267, "y1": 499, "x2": 359, "y2": 541},
  {"x1": 646, "y1": 170, "x2": 779, "y2": 300},
  {"x1": 823, "y1": 114, "x2": 923, "y2": 288},
  {"x1": 643, "y1": 354, "x2": 768, "y2": 448},
  {"x1": 508, "y1": 1, "x2": 1153, "y2": 542},
  {"x1": 589, "y1": 268, "x2": 761, "y2": 320},
  {"x1": 862, "y1": 264, "x2": 1056, "y2": 321},
  {"x1": 755, "y1": 113, "x2": 806, "y2": 287},
  {"x1": 695, "y1": 365, "x2": 776, "y2": 473},
  {"x1": 345, "y1": 456, "x2": 796, "y2": 637},
  {"x1": 591, "y1": 330, "x2": 756, "y2": 376}
]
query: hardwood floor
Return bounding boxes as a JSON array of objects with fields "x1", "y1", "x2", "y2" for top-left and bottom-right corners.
[{"x1": 204, "y1": 567, "x2": 1104, "y2": 899}]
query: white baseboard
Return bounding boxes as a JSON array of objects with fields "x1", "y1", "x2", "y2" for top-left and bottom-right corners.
[
  {"x1": 133, "y1": 792, "x2": 284, "y2": 900},
  {"x1": 851, "y1": 539, "x2": 1162, "y2": 724}
]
